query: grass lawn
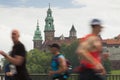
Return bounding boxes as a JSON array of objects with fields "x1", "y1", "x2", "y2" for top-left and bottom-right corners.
[{"x1": 111, "y1": 70, "x2": 120, "y2": 74}]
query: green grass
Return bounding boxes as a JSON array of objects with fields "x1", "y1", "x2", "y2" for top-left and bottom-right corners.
[{"x1": 111, "y1": 70, "x2": 120, "y2": 74}]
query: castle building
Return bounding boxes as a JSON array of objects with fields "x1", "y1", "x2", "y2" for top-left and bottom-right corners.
[
  {"x1": 33, "y1": 5, "x2": 120, "y2": 70},
  {"x1": 33, "y1": 5, "x2": 77, "y2": 51}
]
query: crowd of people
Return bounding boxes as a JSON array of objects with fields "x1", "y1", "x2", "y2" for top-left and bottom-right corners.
[{"x1": 0, "y1": 19, "x2": 109, "y2": 80}]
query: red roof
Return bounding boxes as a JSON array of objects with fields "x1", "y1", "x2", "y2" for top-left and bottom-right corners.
[{"x1": 103, "y1": 39, "x2": 120, "y2": 45}]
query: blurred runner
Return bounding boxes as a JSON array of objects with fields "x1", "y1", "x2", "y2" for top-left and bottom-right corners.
[
  {"x1": 76, "y1": 19, "x2": 106, "y2": 80},
  {"x1": 0, "y1": 29, "x2": 31, "y2": 80},
  {"x1": 48, "y1": 43, "x2": 69, "y2": 80}
]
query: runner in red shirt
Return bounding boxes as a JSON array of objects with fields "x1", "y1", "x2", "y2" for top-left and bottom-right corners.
[{"x1": 76, "y1": 19, "x2": 106, "y2": 80}]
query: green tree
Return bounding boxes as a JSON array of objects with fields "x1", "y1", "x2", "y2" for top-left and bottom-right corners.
[
  {"x1": 61, "y1": 40, "x2": 79, "y2": 68},
  {"x1": 27, "y1": 49, "x2": 52, "y2": 74},
  {"x1": 103, "y1": 58, "x2": 111, "y2": 74},
  {"x1": 1, "y1": 58, "x2": 9, "y2": 73}
]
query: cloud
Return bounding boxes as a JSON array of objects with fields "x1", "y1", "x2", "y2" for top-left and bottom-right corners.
[
  {"x1": 0, "y1": 24, "x2": 32, "y2": 52},
  {"x1": 0, "y1": 0, "x2": 75, "y2": 8},
  {"x1": 0, "y1": 7, "x2": 46, "y2": 52},
  {"x1": 71, "y1": 0, "x2": 120, "y2": 37},
  {"x1": 72, "y1": 0, "x2": 120, "y2": 8},
  {"x1": 0, "y1": 1, "x2": 120, "y2": 52},
  {"x1": 20, "y1": 0, "x2": 28, "y2": 2}
]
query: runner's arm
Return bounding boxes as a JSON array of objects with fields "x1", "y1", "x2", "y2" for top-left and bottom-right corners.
[
  {"x1": 77, "y1": 36, "x2": 102, "y2": 65},
  {"x1": 77, "y1": 44, "x2": 99, "y2": 65},
  {"x1": 54, "y1": 57, "x2": 67, "y2": 74},
  {"x1": 5, "y1": 55, "x2": 24, "y2": 66},
  {"x1": 0, "y1": 51, "x2": 24, "y2": 66}
]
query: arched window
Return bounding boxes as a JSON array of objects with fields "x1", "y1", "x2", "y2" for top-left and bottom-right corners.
[{"x1": 49, "y1": 23, "x2": 51, "y2": 27}]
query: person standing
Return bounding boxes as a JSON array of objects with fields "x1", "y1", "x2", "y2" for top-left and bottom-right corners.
[
  {"x1": 0, "y1": 29, "x2": 31, "y2": 80},
  {"x1": 48, "y1": 43, "x2": 68, "y2": 80},
  {"x1": 76, "y1": 19, "x2": 106, "y2": 80}
]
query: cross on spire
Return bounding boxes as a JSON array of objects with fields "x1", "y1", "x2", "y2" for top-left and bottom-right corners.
[
  {"x1": 49, "y1": 3, "x2": 51, "y2": 9},
  {"x1": 37, "y1": 19, "x2": 39, "y2": 26}
]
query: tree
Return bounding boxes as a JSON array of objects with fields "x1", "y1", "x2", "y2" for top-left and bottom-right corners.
[
  {"x1": 60, "y1": 40, "x2": 80, "y2": 68},
  {"x1": 26, "y1": 49, "x2": 52, "y2": 74},
  {"x1": 1, "y1": 58, "x2": 9, "y2": 73},
  {"x1": 102, "y1": 58, "x2": 111, "y2": 74}
]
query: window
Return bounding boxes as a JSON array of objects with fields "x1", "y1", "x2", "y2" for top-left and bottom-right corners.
[{"x1": 49, "y1": 23, "x2": 51, "y2": 27}]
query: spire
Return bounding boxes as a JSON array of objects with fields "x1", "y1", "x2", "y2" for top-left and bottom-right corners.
[
  {"x1": 49, "y1": 3, "x2": 50, "y2": 9},
  {"x1": 37, "y1": 19, "x2": 39, "y2": 30},
  {"x1": 33, "y1": 20, "x2": 42, "y2": 40},
  {"x1": 44, "y1": 4, "x2": 54, "y2": 31},
  {"x1": 70, "y1": 25, "x2": 76, "y2": 32},
  {"x1": 44, "y1": 4, "x2": 55, "y2": 41},
  {"x1": 60, "y1": 34, "x2": 65, "y2": 40},
  {"x1": 69, "y1": 24, "x2": 77, "y2": 38},
  {"x1": 37, "y1": 19, "x2": 39, "y2": 27},
  {"x1": 47, "y1": 3, "x2": 52, "y2": 17}
]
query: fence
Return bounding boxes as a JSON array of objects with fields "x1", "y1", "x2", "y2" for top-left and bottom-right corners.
[{"x1": 0, "y1": 74, "x2": 120, "y2": 80}]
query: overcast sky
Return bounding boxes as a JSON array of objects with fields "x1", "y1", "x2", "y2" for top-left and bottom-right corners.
[{"x1": 0, "y1": 0, "x2": 120, "y2": 53}]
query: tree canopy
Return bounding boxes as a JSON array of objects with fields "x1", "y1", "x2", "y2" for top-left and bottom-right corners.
[
  {"x1": 26, "y1": 49, "x2": 52, "y2": 74},
  {"x1": 60, "y1": 40, "x2": 80, "y2": 68}
]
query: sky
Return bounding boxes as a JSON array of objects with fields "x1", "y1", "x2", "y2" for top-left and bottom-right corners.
[{"x1": 0, "y1": 0, "x2": 120, "y2": 53}]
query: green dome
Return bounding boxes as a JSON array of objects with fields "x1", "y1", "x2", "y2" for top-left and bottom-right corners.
[
  {"x1": 33, "y1": 21, "x2": 42, "y2": 41},
  {"x1": 45, "y1": 17, "x2": 53, "y2": 21},
  {"x1": 47, "y1": 8, "x2": 52, "y2": 13},
  {"x1": 35, "y1": 28, "x2": 41, "y2": 34}
]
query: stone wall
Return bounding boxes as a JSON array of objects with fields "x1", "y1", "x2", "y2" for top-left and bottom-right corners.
[
  {"x1": 111, "y1": 60, "x2": 120, "y2": 70},
  {"x1": 104, "y1": 47, "x2": 120, "y2": 70}
]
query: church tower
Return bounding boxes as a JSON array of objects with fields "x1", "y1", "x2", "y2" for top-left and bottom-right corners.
[
  {"x1": 33, "y1": 20, "x2": 43, "y2": 50},
  {"x1": 44, "y1": 4, "x2": 55, "y2": 41},
  {"x1": 69, "y1": 25, "x2": 77, "y2": 39}
]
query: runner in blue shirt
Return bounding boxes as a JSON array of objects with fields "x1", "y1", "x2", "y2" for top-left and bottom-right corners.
[{"x1": 48, "y1": 43, "x2": 68, "y2": 80}]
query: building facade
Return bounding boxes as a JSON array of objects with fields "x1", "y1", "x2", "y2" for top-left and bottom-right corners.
[{"x1": 103, "y1": 35, "x2": 120, "y2": 70}]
